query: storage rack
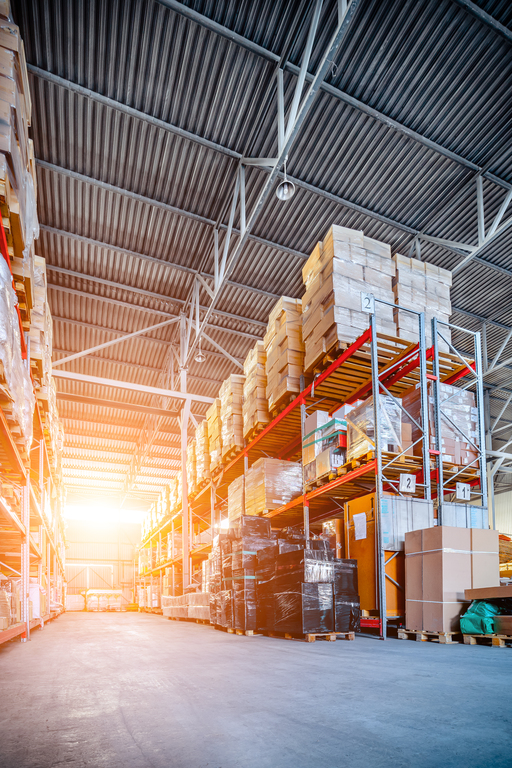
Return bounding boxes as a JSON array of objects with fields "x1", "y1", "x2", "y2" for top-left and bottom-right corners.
[{"x1": 137, "y1": 304, "x2": 485, "y2": 638}]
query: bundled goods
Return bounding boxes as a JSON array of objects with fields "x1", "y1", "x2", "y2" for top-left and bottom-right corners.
[
  {"x1": 162, "y1": 593, "x2": 188, "y2": 619},
  {"x1": 301, "y1": 226, "x2": 396, "y2": 373},
  {"x1": 207, "y1": 398, "x2": 222, "y2": 471},
  {"x1": 245, "y1": 458, "x2": 302, "y2": 516},
  {"x1": 227, "y1": 474, "x2": 244, "y2": 522},
  {"x1": 402, "y1": 381, "x2": 479, "y2": 467},
  {"x1": 302, "y1": 409, "x2": 348, "y2": 484},
  {"x1": 392, "y1": 253, "x2": 452, "y2": 349},
  {"x1": 186, "y1": 438, "x2": 197, "y2": 496},
  {"x1": 187, "y1": 592, "x2": 210, "y2": 621},
  {"x1": 243, "y1": 341, "x2": 270, "y2": 438},
  {"x1": 220, "y1": 374, "x2": 245, "y2": 460},
  {"x1": 264, "y1": 297, "x2": 304, "y2": 413},
  {"x1": 195, "y1": 418, "x2": 210, "y2": 486},
  {"x1": 333, "y1": 559, "x2": 360, "y2": 633},
  {"x1": 346, "y1": 395, "x2": 402, "y2": 462},
  {"x1": 0, "y1": 587, "x2": 10, "y2": 628},
  {"x1": 405, "y1": 527, "x2": 499, "y2": 633}
]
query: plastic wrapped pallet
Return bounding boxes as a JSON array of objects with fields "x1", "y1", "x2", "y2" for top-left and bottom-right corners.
[
  {"x1": 302, "y1": 410, "x2": 347, "y2": 483},
  {"x1": 393, "y1": 253, "x2": 452, "y2": 350},
  {"x1": 264, "y1": 297, "x2": 304, "y2": 412},
  {"x1": 243, "y1": 341, "x2": 270, "y2": 438},
  {"x1": 274, "y1": 583, "x2": 334, "y2": 634},
  {"x1": 245, "y1": 458, "x2": 302, "y2": 516},
  {"x1": 302, "y1": 226, "x2": 396, "y2": 372},
  {"x1": 195, "y1": 418, "x2": 210, "y2": 486},
  {"x1": 207, "y1": 398, "x2": 222, "y2": 471},
  {"x1": 402, "y1": 381, "x2": 479, "y2": 467},
  {"x1": 186, "y1": 438, "x2": 197, "y2": 496},
  {"x1": 346, "y1": 395, "x2": 402, "y2": 462},
  {"x1": 228, "y1": 475, "x2": 245, "y2": 522},
  {"x1": 220, "y1": 374, "x2": 245, "y2": 460},
  {"x1": 218, "y1": 590, "x2": 234, "y2": 628}
]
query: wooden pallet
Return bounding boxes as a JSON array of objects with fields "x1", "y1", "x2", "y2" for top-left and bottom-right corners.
[
  {"x1": 221, "y1": 445, "x2": 244, "y2": 464},
  {"x1": 214, "y1": 625, "x2": 259, "y2": 636},
  {"x1": 463, "y1": 634, "x2": 512, "y2": 647},
  {"x1": 262, "y1": 630, "x2": 355, "y2": 643},
  {"x1": 270, "y1": 392, "x2": 298, "y2": 419},
  {"x1": 244, "y1": 421, "x2": 270, "y2": 442},
  {"x1": 308, "y1": 339, "x2": 351, "y2": 376},
  {"x1": 397, "y1": 629, "x2": 460, "y2": 644}
]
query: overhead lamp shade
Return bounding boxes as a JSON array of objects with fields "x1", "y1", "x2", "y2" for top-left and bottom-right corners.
[{"x1": 276, "y1": 179, "x2": 296, "y2": 201}]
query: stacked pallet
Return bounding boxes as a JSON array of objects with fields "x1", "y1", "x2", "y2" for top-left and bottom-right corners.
[
  {"x1": 393, "y1": 253, "x2": 452, "y2": 349},
  {"x1": 195, "y1": 418, "x2": 210, "y2": 487},
  {"x1": 220, "y1": 374, "x2": 245, "y2": 461},
  {"x1": 245, "y1": 458, "x2": 302, "y2": 517},
  {"x1": 264, "y1": 297, "x2": 304, "y2": 413},
  {"x1": 243, "y1": 341, "x2": 270, "y2": 439},
  {"x1": 206, "y1": 398, "x2": 222, "y2": 472},
  {"x1": 302, "y1": 226, "x2": 396, "y2": 372},
  {"x1": 186, "y1": 438, "x2": 197, "y2": 496}
]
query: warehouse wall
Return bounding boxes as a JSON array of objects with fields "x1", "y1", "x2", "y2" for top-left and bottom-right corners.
[
  {"x1": 65, "y1": 521, "x2": 140, "y2": 605},
  {"x1": 495, "y1": 492, "x2": 512, "y2": 537}
]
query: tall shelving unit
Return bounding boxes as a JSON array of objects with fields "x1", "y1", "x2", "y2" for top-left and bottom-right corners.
[{"x1": 137, "y1": 307, "x2": 486, "y2": 638}]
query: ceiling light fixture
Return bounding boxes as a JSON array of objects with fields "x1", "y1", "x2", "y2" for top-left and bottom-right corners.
[
  {"x1": 195, "y1": 339, "x2": 206, "y2": 363},
  {"x1": 276, "y1": 160, "x2": 295, "y2": 201}
]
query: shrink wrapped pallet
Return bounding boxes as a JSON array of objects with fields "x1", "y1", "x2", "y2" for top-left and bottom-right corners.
[
  {"x1": 228, "y1": 474, "x2": 245, "y2": 521},
  {"x1": 245, "y1": 458, "x2": 302, "y2": 516},
  {"x1": 243, "y1": 340, "x2": 270, "y2": 438},
  {"x1": 393, "y1": 253, "x2": 452, "y2": 350},
  {"x1": 346, "y1": 395, "x2": 402, "y2": 462},
  {"x1": 207, "y1": 398, "x2": 222, "y2": 471},
  {"x1": 195, "y1": 418, "x2": 210, "y2": 485},
  {"x1": 302, "y1": 226, "x2": 396, "y2": 372},
  {"x1": 186, "y1": 438, "x2": 197, "y2": 496},
  {"x1": 264, "y1": 297, "x2": 304, "y2": 412},
  {"x1": 220, "y1": 373, "x2": 245, "y2": 460}
]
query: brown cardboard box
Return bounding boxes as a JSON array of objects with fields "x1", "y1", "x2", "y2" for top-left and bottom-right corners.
[{"x1": 470, "y1": 528, "x2": 499, "y2": 588}]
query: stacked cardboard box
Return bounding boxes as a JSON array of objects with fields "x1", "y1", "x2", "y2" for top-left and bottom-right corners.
[
  {"x1": 405, "y1": 526, "x2": 499, "y2": 633},
  {"x1": 243, "y1": 341, "x2": 270, "y2": 438},
  {"x1": 302, "y1": 226, "x2": 396, "y2": 372},
  {"x1": 245, "y1": 458, "x2": 302, "y2": 516},
  {"x1": 168, "y1": 476, "x2": 180, "y2": 514},
  {"x1": 207, "y1": 398, "x2": 222, "y2": 471},
  {"x1": 228, "y1": 474, "x2": 245, "y2": 522},
  {"x1": 195, "y1": 418, "x2": 210, "y2": 486},
  {"x1": 220, "y1": 374, "x2": 245, "y2": 460},
  {"x1": 264, "y1": 297, "x2": 304, "y2": 412},
  {"x1": 186, "y1": 438, "x2": 197, "y2": 496},
  {"x1": 393, "y1": 253, "x2": 452, "y2": 349},
  {"x1": 302, "y1": 409, "x2": 347, "y2": 484},
  {"x1": 402, "y1": 382, "x2": 479, "y2": 467}
]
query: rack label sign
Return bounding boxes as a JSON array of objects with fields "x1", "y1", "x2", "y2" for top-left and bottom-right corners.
[
  {"x1": 399, "y1": 474, "x2": 416, "y2": 494},
  {"x1": 360, "y1": 292, "x2": 375, "y2": 314},
  {"x1": 456, "y1": 482, "x2": 471, "y2": 501}
]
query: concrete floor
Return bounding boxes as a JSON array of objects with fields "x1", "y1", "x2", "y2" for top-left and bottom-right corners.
[{"x1": 0, "y1": 613, "x2": 510, "y2": 768}]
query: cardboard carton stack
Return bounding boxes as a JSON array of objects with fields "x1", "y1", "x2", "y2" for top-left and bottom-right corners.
[
  {"x1": 195, "y1": 418, "x2": 210, "y2": 487},
  {"x1": 245, "y1": 458, "x2": 302, "y2": 517},
  {"x1": 264, "y1": 297, "x2": 304, "y2": 413},
  {"x1": 393, "y1": 253, "x2": 452, "y2": 349},
  {"x1": 207, "y1": 398, "x2": 222, "y2": 472},
  {"x1": 220, "y1": 374, "x2": 245, "y2": 461},
  {"x1": 168, "y1": 475, "x2": 181, "y2": 514},
  {"x1": 186, "y1": 438, "x2": 197, "y2": 497},
  {"x1": 228, "y1": 475, "x2": 245, "y2": 522},
  {"x1": 301, "y1": 226, "x2": 396, "y2": 372},
  {"x1": 243, "y1": 341, "x2": 270, "y2": 438},
  {"x1": 402, "y1": 382, "x2": 479, "y2": 467},
  {"x1": 405, "y1": 526, "x2": 499, "y2": 633}
]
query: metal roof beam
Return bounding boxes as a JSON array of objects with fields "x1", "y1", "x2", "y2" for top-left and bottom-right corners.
[
  {"x1": 63, "y1": 433, "x2": 179, "y2": 451},
  {"x1": 452, "y1": 306, "x2": 512, "y2": 332},
  {"x1": 55, "y1": 392, "x2": 200, "y2": 420},
  {"x1": 451, "y1": 0, "x2": 512, "y2": 45},
  {"x1": 60, "y1": 415, "x2": 183, "y2": 434}
]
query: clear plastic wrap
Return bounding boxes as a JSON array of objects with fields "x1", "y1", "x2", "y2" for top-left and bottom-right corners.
[
  {"x1": 334, "y1": 597, "x2": 360, "y2": 632},
  {"x1": 275, "y1": 550, "x2": 335, "y2": 585},
  {"x1": 229, "y1": 514, "x2": 271, "y2": 539},
  {"x1": 245, "y1": 457, "x2": 302, "y2": 516},
  {"x1": 333, "y1": 559, "x2": 359, "y2": 596},
  {"x1": 220, "y1": 374, "x2": 245, "y2": 458},
  {"x1": 274, "y1": 583, "x2": 334, "y2": 634},
  {"x1": 346, "y1": 395, "x2": 402, "y2": 461},
  {"x1": 217, "y1": 590, "x2": 234, "y2": 628},
  {"x1": 234, "y1": 591, "x2": 257, "y2": 631}
]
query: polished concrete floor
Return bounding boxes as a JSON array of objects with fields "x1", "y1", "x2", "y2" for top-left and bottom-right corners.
[{"x1": 0, "y1": 612, "x2": 510, "y2": 768}]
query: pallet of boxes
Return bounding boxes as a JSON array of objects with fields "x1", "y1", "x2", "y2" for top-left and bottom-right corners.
[
  {"x1": 243, "y1": 341, "x2": 270, "y2": 440},
  {"x1": 195, "y1": 418, "x2": 211, "y2": 491},
  {"x1": 265, "y1": 297, "x2": 305, "y2": 416},
  {"x1": 220, "y1": 374, "x2": 245, "y2": 464}
]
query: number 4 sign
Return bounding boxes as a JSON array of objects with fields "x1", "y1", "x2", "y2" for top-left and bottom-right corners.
[
  {"x1": 360, "y1": 292, "x2": 375, "y2": 314},
  {"x1": 456, "y1": 482, "x2": 471, "y2": 501},
  {"x1": 399, "y1": 474, "x2": 416, "y2": 494}
]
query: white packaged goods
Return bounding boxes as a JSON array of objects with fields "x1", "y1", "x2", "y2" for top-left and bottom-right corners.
[
  {"x1": 243, "y1": 341, "x2": 270, "y2": 437},
  {"x1": 264, "y1": 297, "x2": 304, "y2": 411},
  {"x1": 302, "y1": 226, "x2": 396, "y2": 371}
]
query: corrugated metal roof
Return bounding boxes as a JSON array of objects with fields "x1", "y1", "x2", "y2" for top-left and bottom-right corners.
[{"x1": 12, "y1": 0, "x2": 512, "y2": 503}]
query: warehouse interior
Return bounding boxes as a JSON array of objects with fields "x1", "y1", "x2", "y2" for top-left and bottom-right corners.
[{"x1": 1, "y1": 1, "x2": 512, "y2": 766}]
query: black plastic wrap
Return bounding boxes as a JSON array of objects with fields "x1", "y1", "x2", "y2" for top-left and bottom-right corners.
[
  {"x1": 218, "y1": 590, "x2": 234, "y2": 627},
  {"x1": 209, "y1": 593, "x2": 219, "y2": 625},
  {"x1": 257, "y1": 595, "x2": 275, "y2": 630},
  {"x1": 219, "y1": 536, "x2": 232, "y2": 556},
  {"x1": 334, "y1": 596, "x2": 360, "y2": 632},
  {"x1": 234, "y1": 592, "x2": 258, "y2": 631},
  {"x1": 232, "y1": 571, "x2": 256, "y2": 597},
  {"x1": 231, "y1": 535, "x2": 273, "y2": 554},
  {"x1": 277, "y1": 540, "x2": 304, "y2": 554},
  {"x1": 221, "y1": 553, "x2": 232, "y2": 578},
  {"x1": 276, "y1": 550, "x2": 335, "y2": 583},
  {"x1": 231, "y1": 550, "x2": 257, "y2": 570},
  {"x1": 333, "y1": 559, "x2": 358, "y2": 597},
  {"x1": 229, "y1": 515, "x2": 271, "y2": 538},
  {"x1": 274, "y1": 583, "x2": 334, "y2": 634},
  {"x1": 257, "y1": 544, "x2": 279, "y2": 566}
]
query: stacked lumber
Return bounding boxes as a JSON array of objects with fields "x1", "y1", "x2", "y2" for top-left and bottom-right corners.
[
  {"x1": 264, "y1": 297, "x2": 304, "y2": 413},
  {"x1": 186, "y1": 438, "x2": 197, "y2": 496},
  {"x1": 207, "y1": 398, "x2": 222, "y2": 472},
  {"x1": 302, "y1": 226, "x2": 396, "y2": 372},
  {"x1": 392, "y1": 253, "x2": 452, "y2": 350},
  {"x1": 243, "y1": 341, "x2": 270, "y2": 439},
  {"x1": 195, "y1": 418, "x2": 210, "y2": 486},
  {"x1": 220, "y1": 374, "x2": 245, "y2": 461}
]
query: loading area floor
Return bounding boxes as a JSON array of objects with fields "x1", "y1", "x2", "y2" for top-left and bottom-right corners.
[{"x1": 0, "y1": 612, "x2": 510, "y2": 768}]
